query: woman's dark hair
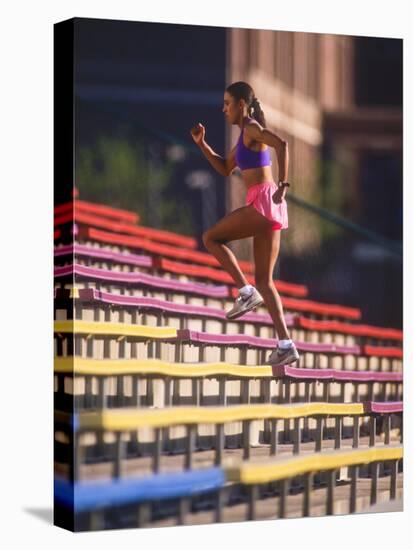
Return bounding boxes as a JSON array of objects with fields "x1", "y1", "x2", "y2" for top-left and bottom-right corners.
[{"x1": 226, "y1": 81, "x2": 266, "y2": 127}]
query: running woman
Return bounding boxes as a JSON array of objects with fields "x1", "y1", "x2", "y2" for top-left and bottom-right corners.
[{"x1": 190, "y1": 81, "x2": 299, "y2": 367}]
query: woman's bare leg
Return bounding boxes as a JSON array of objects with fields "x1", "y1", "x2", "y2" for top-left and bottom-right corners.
[
  {"x1": 202, "y1": 205, "x2": 272, "y2": 288},
  {"x1": 253, "y1": 228, "x2": 290, "y2": 340}
]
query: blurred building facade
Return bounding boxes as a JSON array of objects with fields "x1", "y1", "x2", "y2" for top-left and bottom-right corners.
[{"x1": 226, "y1": 29, "x2": 402, "y2": 260}]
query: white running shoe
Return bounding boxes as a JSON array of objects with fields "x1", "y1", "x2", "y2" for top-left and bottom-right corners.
[
  {"x1": 225, "y1": 288, "x2": 264, "y2": 320},
  {"x1": 265, "y1": 342, "x2": 300, "y2": 367}
]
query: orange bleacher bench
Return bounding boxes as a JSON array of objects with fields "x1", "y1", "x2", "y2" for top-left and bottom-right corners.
[
  {"x1": 296, "y1": 316, "x2": 402, "y2": 343},
  {"x1": 54, "y1": 199, "x2": 140, "y2": 224}
]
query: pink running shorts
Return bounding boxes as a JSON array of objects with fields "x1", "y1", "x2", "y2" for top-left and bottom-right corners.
[{"x1": 245, "y1": 181, "x2": 289, "y2": 230}]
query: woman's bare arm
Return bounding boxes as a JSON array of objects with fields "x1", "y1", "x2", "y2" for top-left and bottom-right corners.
[
  {"x1": 191, "y1": 123, "x2": 237, "y2": 177},
  {"x1": 198, "y1": 141, "x2": 231, "y2": 176},
  {"x1": 225, "y1": 144, "x2": 237, "y2": 176},
  {"x1": 197, "y1": 141, "x2": 237, "y2": 177}
]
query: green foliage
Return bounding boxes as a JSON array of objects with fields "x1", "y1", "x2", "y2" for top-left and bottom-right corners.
[
  {"x1": 314, "y1": 156, "x2": 346, "y2": 241},
  {"x1": 75, "y1": 135, "x2": 195, "y2": 236}
]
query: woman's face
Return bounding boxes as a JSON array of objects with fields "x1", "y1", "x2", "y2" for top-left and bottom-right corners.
[{"x1": 222, "y1": 91, "x2": 242, "y2": 124}]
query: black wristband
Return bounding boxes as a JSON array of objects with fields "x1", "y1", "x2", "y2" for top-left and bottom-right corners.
[{"x1": 278, "y1": 181, "x2": 290, "y2": 188}]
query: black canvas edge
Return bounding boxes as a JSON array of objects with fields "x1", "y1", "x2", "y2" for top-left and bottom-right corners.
[{"x1": 53, "y1": 17, "x2": 75, "y2": 533}]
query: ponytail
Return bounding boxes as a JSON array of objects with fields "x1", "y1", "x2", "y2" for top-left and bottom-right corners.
[{"x1": 248, "y1": 96, "x2": 266, "y2": 127}]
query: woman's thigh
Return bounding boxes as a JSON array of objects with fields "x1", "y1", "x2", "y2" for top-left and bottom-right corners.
[
  {"x1": 203, "y1": 205, "x2": 273, "y2": 243},
  {"x1": 253, "y1": 229, "x2": 281, "y2": 285}
]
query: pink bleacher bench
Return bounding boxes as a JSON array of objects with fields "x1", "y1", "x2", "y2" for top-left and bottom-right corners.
[
  {"x1": 54, "y1": 287, "x2": 400, "y2": 348},
  {"x1": 54, "y1": 243, "x2": 307, "y2": 297},
  {"x1": 54, "y1": 264, "x2": 359, "y2": 320},
  {"x1": 54, "y1": 314, "x2": 401, "y2": 373}
]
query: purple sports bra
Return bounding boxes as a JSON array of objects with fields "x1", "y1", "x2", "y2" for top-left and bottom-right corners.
[{"x1": 235, "y1": 120, "x2": 272, "y2": 170}]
